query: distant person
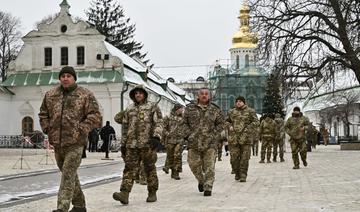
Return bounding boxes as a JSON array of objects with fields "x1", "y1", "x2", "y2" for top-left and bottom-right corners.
[
  {"x1": 320, "y1": 126, "x2": 329, "y2": 146},
  {"x1": 285, "y1": 107, "x2": 310, "y2": 169},
  {"x1": 259, "y1": 115, "x2": 276, "y2": 163},
  {"x1": 273, "y1": 113, "x2": 285, "y2": 162},
  {"x1": 88, "y1": 128, "x2": 99, "y2": 152},
  {"x1": 163, "y1": 104, "x2": 185, "y2": 180},
  {"x1": 39, "y1": 66, "x2": 101, "y2": 212},
  {"x1": 100, "y1": 121, "x2": 116, "y2": 158}
]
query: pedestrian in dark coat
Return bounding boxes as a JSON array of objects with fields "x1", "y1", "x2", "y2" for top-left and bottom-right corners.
[{"x1": 100, "y1": 121, "x2": 116, "y2": 158}]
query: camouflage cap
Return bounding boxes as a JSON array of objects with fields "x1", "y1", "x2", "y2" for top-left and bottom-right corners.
[{"x1": 129, "y1": 85, "x2": 148, "y2": 102}]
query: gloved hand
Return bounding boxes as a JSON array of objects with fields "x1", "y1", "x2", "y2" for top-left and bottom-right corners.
[
  {"x1": 120, "y1": 146, "x2": 126, "y2": 158},
  {"x1": 150, "y1": 137, "x2": 161, "y2": 150}
]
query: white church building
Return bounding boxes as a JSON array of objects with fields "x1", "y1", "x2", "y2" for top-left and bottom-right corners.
[{"x1": 0, "y1": 0, "x2": 191, "y2": 138}]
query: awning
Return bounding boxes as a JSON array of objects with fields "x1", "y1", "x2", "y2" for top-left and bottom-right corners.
[{"x1": 1, "y1": 70, "x2": 123, "y2": 87}]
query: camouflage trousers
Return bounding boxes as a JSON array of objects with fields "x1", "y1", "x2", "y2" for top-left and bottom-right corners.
[
  {"x1": 188, "y1": 148, "x2": 216, "y2": 191},
  {"x1": 252, "y1": 140, "x2": 259, "y2": 156},
  {"x1": 54, "y1": 145, "x2": 84, "y2": 211},
  {"x1": 166, "y1": 143, "x2": 183, "y2": 172},
  {"x1": 290, "y1": 139, "x2": 307, "y2": 167},
  {"x1": 135, "y1": 160, "x2": 147, "y2": 184},
  {"x1": 229, "y1": 144, "x2": 251, "y2": 179},
  {"x1": 120, "y1": 147, "x2": 158, "y2": 193},
  {"x1": 217, "y1": 142, "x2": 223, "y2": 159},
  {"x1": 260, "y1": 137, "x2": 273, "y2": 161},
  {"x1": 273, "y1": 138, "x2": 284, "y2": 160}
]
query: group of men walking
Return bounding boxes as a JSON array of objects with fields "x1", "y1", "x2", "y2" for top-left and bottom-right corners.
[{"x1": 39, "y1": 66, "x2": 312, "y2": 212}]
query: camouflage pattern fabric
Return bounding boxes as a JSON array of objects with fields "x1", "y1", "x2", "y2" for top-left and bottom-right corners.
[
  {"x1": 183, "y1": 103, "x2": 224, "y2": 151},
  {"x1": 54, "y1": 146, "x2": 84, "y2": 211},
  {"x1": 259, "y1": 117, "x2": 276, "y2": 161},
  {"x1": 120, "y1": 147, "x2": 158, "y2": 192},
  {"x1": 229, "y1": 144, "x2": 251, "y2": 179},
  {"x1": 183, "y1": 102, "x2": 224, "y2": 191},
  {"x1": 39, "y1": 85, "x2": 101, "y2": 147},
  {"x1": 273, "y1": 116, "x2": 285, "y2": 160},
  {"x1": 135, "y1": 160, "x2": 147, "y2": 184},
  {"x1": 166, "y1": 143, "x2": 183, "y2": 172},
  {"x1": 163, "y1": 111, "x2": 185, "y2": 172},
  {"x1": 121, "y1": 101, "x2": 163, "y2": 148},
  {"x1": 285, "y1": 113, "x2": 310, "y2": 167},
  {"x1": 226, "y1": 105, "x2": 259, "y2": 179},
  {"x1": 187, "y1": 148, "x2": 216, "y2": 191}
]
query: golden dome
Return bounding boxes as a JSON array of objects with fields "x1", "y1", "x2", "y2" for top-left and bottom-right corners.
[{"x1": 231, "y1": 0, "x2": 258, "y2": 49}]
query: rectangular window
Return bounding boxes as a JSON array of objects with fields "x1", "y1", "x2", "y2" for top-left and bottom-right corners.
[
  {"x1": 44, "y1": 48, "x2": 52, "y2": 66},
  {"x1": 61, "y1": 47, "x2": 68, "y2": 65},
  {"x1": 77, "y1": 46, "x2": 85, "y2": 65}
]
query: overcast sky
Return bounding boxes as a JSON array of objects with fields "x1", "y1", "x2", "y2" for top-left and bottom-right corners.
[{"x1": 1, "y1": 0, "x2": 244, "y2": 73}]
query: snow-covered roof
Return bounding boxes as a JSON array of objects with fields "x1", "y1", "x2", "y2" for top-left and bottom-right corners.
[
  {"x1": 154, "y1": 66, "x2": 210, "y2": 83},
  {"x1": 104, "y1": 41, "x2": 147, "y2": 73}
]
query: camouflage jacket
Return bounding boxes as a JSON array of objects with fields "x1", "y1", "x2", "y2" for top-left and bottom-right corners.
[
  {"x1": 163, "y1": 111, "x2": 184, "y2": 145},
  {"x1": 38, "y1": 85, "x2": 101, "y2": 147},
  {"x1": 259, "y1": 117, "x2": 277, "y2": 139},
  {"x1": 274, "y1": 117, "x2": 285, "y2": 139},
  {"x1": 285, "y1": 113, "x2": 310, "y2": 141},
  {"x1": 183, "y1": 102, "x2": 224, "y2": 151},
  {"x1": 121, "y1": 101, "x2": 163, "y2": 148},
  {"x1": 226, "y1": 105, "x2": 259, "y2": 145}
]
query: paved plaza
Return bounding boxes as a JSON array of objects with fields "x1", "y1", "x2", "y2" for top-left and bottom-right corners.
[{"x1": 1, "y1": 145, "x2": 360, "y2": 212}]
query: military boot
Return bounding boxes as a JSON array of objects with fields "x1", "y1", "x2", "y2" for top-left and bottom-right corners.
[
  {"x1": 273, "y1": 158, "x2": 277, "y2": 162},
  {"x1": 52, "y1": 210, "x2": 63, "y2": 212},
  {"x1": 267, "y1": 159, "x2": 271, "y2": 163},
  {"x1": 139, "y1": 179, "x2": 147, "y2": 185},
  {"x1": 259, "y1": 160, "x2": 265, "y2": 163},
  {"x1": 171, "y1": 170, "x2": 180, "y2": 180},
  {"x1": 162, "y1": 167, "x2": 169, "y2": 174},
  {"x1": 146, "y1": 191, "x2": 157, "y2": 202},
  {"x1": 235, "y1": 173, "x2": 240, "y2": 181},
  {"x1": 218, "y1": 153, "x2": 222, "y2": 161},
  {"x1": 204, "y1": 191, "x2": 212, "y2": 196},
  {"x1": 198, "y1": 183, "x2": 204, "y2": 192},
  {"x1": 239, "y1": 174, "x2": 247, "y2": 182},
  {"x1": 113, "y1": 191, "x2": 129, "y2": 205},
  {"x1": 293, "y1": 165, "x2": 300, "y2": 169},
  {"x1": 280, "y1": 158, "x2": 285, "y2": 162},
  {"x1": 303, "y1": 160, "x2": 308, "y2": 167},
  {"x1": 69, "y1": 206, "x2": 87, "y2": 212}
]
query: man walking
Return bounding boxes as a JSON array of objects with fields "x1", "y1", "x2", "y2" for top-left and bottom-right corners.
[
  {"x1": 285, "y1": 107, "x2": 310, "y2": 169},
  {"x1": 183, "y1": 88, "x2": 224, "y2": 196},
  {"x1": 163, "y1": 103, "x2": 185, "y2": 180},
  {"x1": 39, "y1": 66, "x2": 101, "y2": 212},
  {"x1": 113, "y1": 85, "x2": 163, "y2": 204},
  {"x1": 259, "y1": 115, "x2": 276, "y2": 163},
  {"x1": 226, "y1": 96, "x2": 259, "y2": 182},
  {"x1": 273, "y1": 113, "x2": 285, "y2": 162}
]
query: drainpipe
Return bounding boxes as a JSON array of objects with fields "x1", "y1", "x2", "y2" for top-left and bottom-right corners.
[{"x1": 121, "y1": 81, "x2": 129, "y2": 111}]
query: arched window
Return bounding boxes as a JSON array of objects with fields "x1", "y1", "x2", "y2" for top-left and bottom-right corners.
[
  {"x1": 245, "y1": 55, "x2": 249, "y2": 67},
  {"x1": 22, "y1": 116, "x2": 34, "y2": 135},
  {"x1": 196, "y1": 76, "x2": 205, "y2": 82},
  {"x1": 236, "y1": 55, "x2": 240, "y2": 69},
  {"x1": 167, "y1": 77, "x2": 175, "y2": 83}
]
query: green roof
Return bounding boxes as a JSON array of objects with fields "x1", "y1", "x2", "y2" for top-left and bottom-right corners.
[{"x1": 1, "y1": 70, "x2": 123, "y2": 87}]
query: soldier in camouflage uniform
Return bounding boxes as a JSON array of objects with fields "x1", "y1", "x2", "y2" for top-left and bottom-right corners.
[
  {"x1": 285, "y1": 107, "x2": 310, "y2": 169},
  {"x1": 183, "y1": 88, "x2": 224, "y2": 196},
  {"x1": 226, "y1": 96, "x2": 259, "y2": 182},
  {"x1": 39, "y1": 66, "x2": 101, "y2": 212},
  {"x1": 259, "y1": 115, "x2": 276, "y2": 163},
  {"x1": 113, "y1": 85, "x2": 163, "y2": 204},
  {"x1": 163, "y1": 103, "x2": 185, "y2": 180},
  {"x1": 273, "y1": 113, "x2": 285, "y2": 162},
  {"x1": 217, "y1": 130, "x2": 227, "y2": 161}
]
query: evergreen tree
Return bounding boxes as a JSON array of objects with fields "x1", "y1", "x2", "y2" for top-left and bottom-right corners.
[
  {"x1": 262, "y1": 73, "x2": 285, "y2": 118},
  {"x1": 86, "y1": 0, "x2": 152, "y2": 67}
]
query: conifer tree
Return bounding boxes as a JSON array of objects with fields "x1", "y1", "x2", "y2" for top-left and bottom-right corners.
[
  {"x1": 86, "y1": 0, "x2": 152, "y2": 67},
  {"x1": 262, "y1": 73, "x2": 285, "y2": 118}
]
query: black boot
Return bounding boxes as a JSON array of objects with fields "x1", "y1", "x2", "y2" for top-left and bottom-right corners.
[
  {"x1": 198, "y1": 183, "x2": 204, "y2": 192},
  {"x1": 69, "y1": 206, "x2": 87, "y2": 212}
]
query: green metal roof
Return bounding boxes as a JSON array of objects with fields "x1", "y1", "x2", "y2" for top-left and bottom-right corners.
[{"x1": 1, "y1": 70, "x2": 123, "y2": 87}]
